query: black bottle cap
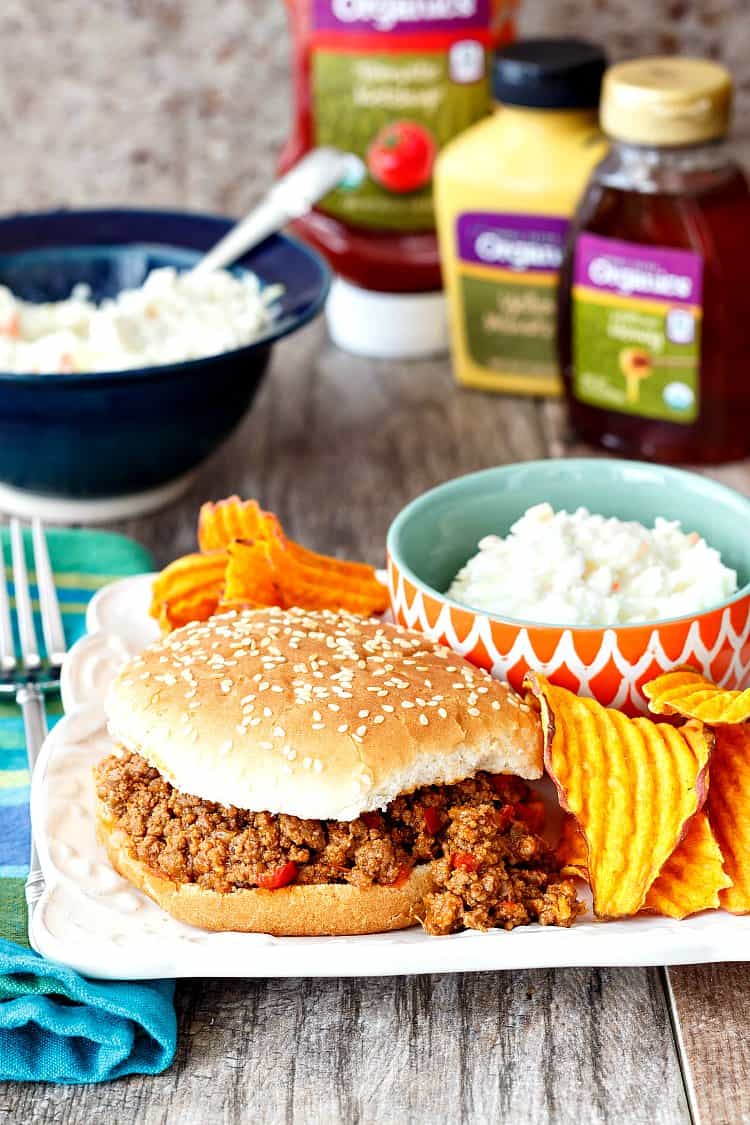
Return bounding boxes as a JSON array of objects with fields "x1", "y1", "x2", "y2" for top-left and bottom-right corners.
[{"x1": 493, "y1": 38, "x2": 607, "y2": 110}]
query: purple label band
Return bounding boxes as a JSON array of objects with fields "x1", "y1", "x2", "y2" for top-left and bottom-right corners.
[
  {"x1": 312, "y1": 0, "x2": 490, "y2": 33},
  {"x1": 574, "y1": 232, "x2": 704, "y2": 307},
  {"x1": 456, "y1": 212, "x2": 569, "y2": 273}
]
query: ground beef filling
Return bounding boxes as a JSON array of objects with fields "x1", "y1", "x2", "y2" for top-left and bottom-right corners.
[{"x1": 95, "y1": 751, "x2": 583, "y2": 935}]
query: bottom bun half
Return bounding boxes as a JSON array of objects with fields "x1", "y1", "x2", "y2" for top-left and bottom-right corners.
[{"x1": 96, "y1": 806, "x2": 434, "y2": 936}]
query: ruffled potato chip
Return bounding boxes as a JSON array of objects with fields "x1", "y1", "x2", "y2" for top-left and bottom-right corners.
[
  {"x1": 264, "y1": 534, "x2": 388, "y2": 617},
  {"x1": 557, "y1": 808, "x2": 731, "y2": 919},
  {"x1": 644, "y1": 668, "x2": 750, "y2": 725},
  {"x1": 150, "y1": 551, "x2": 227, "y2": 631},
  {"x1": 198, "y1": 496, "x2": 272, "y2": 553},
  {"x1": 526, "y1": 674, "x2": 713, "y2": 918},
  {"x1": 222, "y1": 539, "x2": 280, "y2": 609},
  {"x1": 707, "y1": 725, "x2": 750, "y2": 914},
  {"x1": 154, "y1": 496, "x2": 389, "y2": 631},
  {"x1": 555, "y1": 815, "x2": 589, "y2": 881},
  {"x1": 644, "y1": 811, "x2": 731, "y2": 919}
]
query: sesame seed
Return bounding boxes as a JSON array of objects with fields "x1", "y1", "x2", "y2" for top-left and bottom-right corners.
[
  {"x1": 382, "y1": 704, "x2": 394, "y2": 713},
  {"x1": 273, "y1": 726, "x2": 285, "y2": 738},
  {"x1": 468, "y1": 707, "x2": 480, "y2": 717},
  {"x1": 491, "y1": 700, "x2": 501, "y2": 711},
  {"x1": 328, "y1": 703, "x2": 340, "y2": 712},
  {"x1": 438, "y1": 707, "x2": 448, "y2": 719},
  {"x1": 260, "y1": 741, "x2": 274, "y2": 750},
  {"x1": 313, "y1": 710, "x2": 322, "y2": 722},
  {"x1": 337, "y1": 723, "x2": 349, "y2": 733},
  {"x1": 358, "y1": 709, "x2": 369, "y2": 718},
  {"x1": 189, "y1": 701, "x2": 200, "y2": 710},
  {"x1": 303, "y1": 757, "x2": 312, "y2": 769},
  {"x1": 313, "y1": 759, "x2": 323, "y2": 773},
  {"x1": 356, "y1": 724, "x2": 367, "y2": 737},
  {"x1": 263, "y1": 706, "x2": 272, "y2": 718},
  {"x1": 250, "y1": 717, "x2": 262, "y2": 727},
  {"x1": 312, "y1": 722, "x2": 325, "y2": 731},
  {"x1": 373, "y1": 715, "x2": 385, "y2": 725},
  {"x1": 220, "y1": 740, "x2": 233, "y2": 755},
  {"x1": 401, "y1": 700, "x2": 414, "y2": 709}
]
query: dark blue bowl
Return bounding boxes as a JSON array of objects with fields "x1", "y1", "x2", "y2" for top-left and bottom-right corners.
[{"x1": 0, "y1": 208, "x2": 329, "y2": 501}]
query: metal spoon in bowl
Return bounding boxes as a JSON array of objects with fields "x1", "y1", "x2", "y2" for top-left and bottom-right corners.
[{"x1": 189, "y1": 147, "x2": 363, "y2": 278}]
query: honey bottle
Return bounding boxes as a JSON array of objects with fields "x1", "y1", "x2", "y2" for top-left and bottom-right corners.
[{"x1": 558, "y1": 57, "x2": 750, "y2": 464}]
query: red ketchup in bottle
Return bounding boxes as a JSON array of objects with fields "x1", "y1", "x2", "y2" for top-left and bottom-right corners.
[{"x1": 280, "y1": 0, "x2": 517, "y2": 357}]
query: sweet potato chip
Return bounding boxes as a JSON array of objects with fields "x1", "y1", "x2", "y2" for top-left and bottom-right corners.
[
  {"x1": 154, "y1": 495, "x2": 388, "y2": 631},
  {"x1": 286, "y1": 541, "x2": 381, "y2": 582},
  {"x1": 555, "y1": 815, "x2": 589, "y2": 881},
  {"x1": 158, "y1": 593, "x2": 222, "y2": 632},
  {"x1": 644, "y1": 668, "x2": 750, "y2": 725},
  {"x1": 526, "y1": 674, "x2": 713, "y2": 918},
  {"x1": 198, "y1": 496, "x2": 272, "y2": 552},
  {"x1": 707, "y1": 725, "x2": 750, "y2": 914},
  {"x1": 264, "y1": 533, "x2": 388, "y2": 617},
  {"x1": 150, "y1": 551, "x2": 227, "y2": 630},
  {"x1": 222, "y1": 539, "x2": 280, "y2": 609},
  {"x1": 644, "y1": 811, "x2": 731, "y2": 919}
]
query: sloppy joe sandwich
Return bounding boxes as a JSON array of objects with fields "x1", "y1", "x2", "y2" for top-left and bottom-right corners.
[{"x1": 95, "y1": 607, "x2": 581, "y2": 936}]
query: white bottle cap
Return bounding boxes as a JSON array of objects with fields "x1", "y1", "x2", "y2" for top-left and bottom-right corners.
[{"x1": 325, "y1": 277, "x2": 449, "y2": 359}]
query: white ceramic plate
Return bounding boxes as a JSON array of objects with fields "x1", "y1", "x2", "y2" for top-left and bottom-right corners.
[{"x1": 30, "y1": 575, "x2": 750, "y2": 979}]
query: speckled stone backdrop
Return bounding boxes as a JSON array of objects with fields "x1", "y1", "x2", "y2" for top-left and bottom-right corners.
[{"x1": 1, "y1": 1, "x2": 749, "y2": 216}]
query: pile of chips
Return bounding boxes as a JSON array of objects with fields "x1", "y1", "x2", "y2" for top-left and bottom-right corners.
[
  {"x1": 150, "y1": 496, "x2": 389, "y2": 632},
  {"x1": 527, "y1": 670, "x2": 750, "y2": 920}
]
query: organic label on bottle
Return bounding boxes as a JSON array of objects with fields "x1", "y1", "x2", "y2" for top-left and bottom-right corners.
[
  {"x1": 455, "y1": 212, "x2": 568, "y2": 388},
  {"x1": 310, "y1": 1, "x2": 493, "y2": 231},
  {"x1": 572, "y1": 233, "x2": 703, "y2": 424}
]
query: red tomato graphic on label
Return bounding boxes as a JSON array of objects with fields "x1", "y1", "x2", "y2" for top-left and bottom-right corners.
[{"x1": 367, "y1": 121, "x2": 437, "y2": 194}]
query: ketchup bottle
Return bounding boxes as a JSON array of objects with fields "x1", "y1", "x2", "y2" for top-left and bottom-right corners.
[{"x1": 280, "y1": 1, "x2": 517, "y2": 358}]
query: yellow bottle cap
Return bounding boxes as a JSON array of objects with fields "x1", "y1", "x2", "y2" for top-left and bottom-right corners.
[{"x1": 601, "y1": 57, "x2": 733, "y2": 146}]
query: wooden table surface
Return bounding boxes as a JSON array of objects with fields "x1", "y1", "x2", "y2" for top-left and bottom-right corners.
[{"x1": 4, "y1": 320, "x2": 750, "y2": 1124}]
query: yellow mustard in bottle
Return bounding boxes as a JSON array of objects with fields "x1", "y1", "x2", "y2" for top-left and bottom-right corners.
[{"x1": 435, "y1": 38, "x2": 608, "y2": 396}]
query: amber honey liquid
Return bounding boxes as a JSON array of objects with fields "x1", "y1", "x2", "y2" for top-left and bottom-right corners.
[{"x1": 558, "y1": 162, "x2": 750, "y2": 464}]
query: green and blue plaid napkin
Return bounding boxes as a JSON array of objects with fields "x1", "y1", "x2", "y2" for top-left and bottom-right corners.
[{"x1": 0, "y1": 526, "x2": 176, "y2": 1083}]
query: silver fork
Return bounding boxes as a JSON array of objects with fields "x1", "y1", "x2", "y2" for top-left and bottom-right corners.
[{"x1": 0, "y1": 517, "x2": 67, "y2": 922}]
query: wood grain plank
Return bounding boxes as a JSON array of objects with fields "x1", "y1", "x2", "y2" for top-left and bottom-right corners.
[
  {"x1": 0, "y1": 970, "x2": 688, "y2": 1125},
  {"x1": 665, "y1": 965, "x2": 750, "y2": 1125}
]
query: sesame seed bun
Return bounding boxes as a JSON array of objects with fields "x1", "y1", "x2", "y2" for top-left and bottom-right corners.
[
  {"x1": 95, "y1": 805, "x2": 434, "y2": 936},
  {"x1": 105, "y1": 607, "x2": 542, "y2": 821}
]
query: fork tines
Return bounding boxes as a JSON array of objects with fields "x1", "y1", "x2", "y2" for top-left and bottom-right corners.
[{"x1": 0, "y1": 518, "x2": 68, "y2": 676}]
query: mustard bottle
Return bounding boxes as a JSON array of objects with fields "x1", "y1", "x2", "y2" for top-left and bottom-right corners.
[{"x1": 435, "y1": 39, "x2": 608, "y2": 396}]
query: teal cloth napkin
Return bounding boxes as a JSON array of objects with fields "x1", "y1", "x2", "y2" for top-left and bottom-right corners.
[{"x1": 0, "y1": 527, "x2": 176, "y2": 1083}]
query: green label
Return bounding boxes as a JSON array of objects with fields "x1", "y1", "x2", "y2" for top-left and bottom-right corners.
[
  {"x1": 572, "y1": 233, "x2": 703, "y2": 424},
  {"x1": 311, "y1": 48, "x2": 490, "y2": 231},
  {"x1": 460, "y1": 275, "x2": 559, "y2": 377},
  {"x1": 456, "y1": 212, "x2": 568, "y2": 386}
]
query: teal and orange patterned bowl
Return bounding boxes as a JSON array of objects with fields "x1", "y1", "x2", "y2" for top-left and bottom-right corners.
[{"x1": 386, "y1": 459, "x2": 750, "y2": 714}]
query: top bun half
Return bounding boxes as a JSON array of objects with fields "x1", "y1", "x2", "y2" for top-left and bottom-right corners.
[{"x1": 105, "y1": 607, "x2": 542, "y2": 821}]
